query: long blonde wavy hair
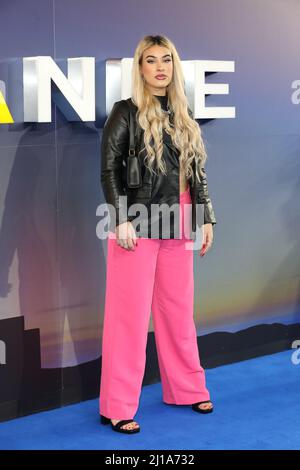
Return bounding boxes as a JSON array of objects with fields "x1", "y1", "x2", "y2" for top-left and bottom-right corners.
[{"x1": 131, "y1": 34, "x2": 208, "y2": 184}]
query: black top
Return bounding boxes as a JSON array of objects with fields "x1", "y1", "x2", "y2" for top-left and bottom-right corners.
[
  {"x1": 128, "y1": 94, "x2": 191, "y2": 239},
  {"x1": 154, "y1": 93, "x2": 168, "y2": 110}
]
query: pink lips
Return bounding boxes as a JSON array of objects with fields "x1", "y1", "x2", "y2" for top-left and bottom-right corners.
[{"x1": 155, "y1": 75, "x2": 166, "y2": 79}]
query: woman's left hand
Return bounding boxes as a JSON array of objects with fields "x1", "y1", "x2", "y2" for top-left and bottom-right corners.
[{"x1": 200, "y1": 223, "x2": 214, "y2": 257}]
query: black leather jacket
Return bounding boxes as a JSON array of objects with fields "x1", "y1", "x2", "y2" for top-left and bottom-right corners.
[{"x1": 101, "y1": 98, "x2": 217, "y2": 239}]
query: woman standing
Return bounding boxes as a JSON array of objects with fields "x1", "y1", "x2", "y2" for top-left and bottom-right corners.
[{"x1": 99, "y1": 35, "x2": 216, "y2": 434}]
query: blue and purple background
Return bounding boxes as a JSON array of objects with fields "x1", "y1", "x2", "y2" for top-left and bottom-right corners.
[{"x1": 0, "y1": 0, "x2": 299, "y2": 405}]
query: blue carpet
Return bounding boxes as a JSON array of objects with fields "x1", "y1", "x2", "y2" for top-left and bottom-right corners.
[{"x1": 0, "y1": 349, "x2": 299, "y2": 450}]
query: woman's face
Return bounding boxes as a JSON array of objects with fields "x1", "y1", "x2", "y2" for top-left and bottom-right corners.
[{"x1": 140, "y1": 45, "x2": 173, "y2": 96}]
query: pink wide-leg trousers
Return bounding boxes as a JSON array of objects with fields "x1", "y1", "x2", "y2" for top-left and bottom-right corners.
[{"x1": 99, "y1": 187, "x2": 210, "y2": 420}]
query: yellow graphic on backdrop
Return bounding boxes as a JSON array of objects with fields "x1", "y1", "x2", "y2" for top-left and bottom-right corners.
[{"x1": 0, "y1": 91, "x2": 14, "y2": 123}]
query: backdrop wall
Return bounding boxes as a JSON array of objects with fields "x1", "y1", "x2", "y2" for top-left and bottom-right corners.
[{"x1": 0, "y1": 0, "x2": 299, "y2": 421}]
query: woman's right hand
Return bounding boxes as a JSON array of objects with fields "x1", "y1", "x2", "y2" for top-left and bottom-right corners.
[{"x1": 116, "y1": 221, "x2": 138, "y2": 250}]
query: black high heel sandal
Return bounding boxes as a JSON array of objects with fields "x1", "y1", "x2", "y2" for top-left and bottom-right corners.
[
  {"x1": 192, "y1": 400, "x2": 214, "y2": 414},
  {"x1": 100, "y1": 414, "x2": 140, "y2": 434}
]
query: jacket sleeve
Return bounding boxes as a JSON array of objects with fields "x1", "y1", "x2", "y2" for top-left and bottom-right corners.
[
  {"x1": 101, "y1": 100, "x2": 132, "y2": 227},
  {"x1": 199, "y1": 167, "x2": 217, "y2": 225},
  {"x1": 188, "y1": 106, "x2": 217, "y2": 226}
]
